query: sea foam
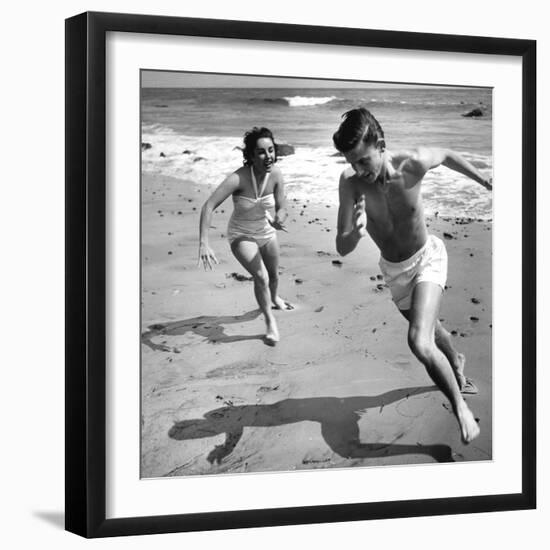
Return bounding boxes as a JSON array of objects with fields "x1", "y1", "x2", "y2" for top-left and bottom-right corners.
[{"x1": 141, "y1": 125, "x2": 492, "y2": 219}]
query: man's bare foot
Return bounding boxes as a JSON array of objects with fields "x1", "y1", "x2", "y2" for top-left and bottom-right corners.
[
  {"x1": 456, "y1": 401, "x2": 480, "y2": 444},
  {"x1": 272, "y1": 296, "x2": 294, "y2": 310},
  {"x1": 453, "y1": 353, "x2": 478, "y2": 394},
  {"x1": 265, "y1": 321, "x2": 280, "y2": 346}
]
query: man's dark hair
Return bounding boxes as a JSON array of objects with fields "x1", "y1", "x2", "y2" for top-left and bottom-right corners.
[
  {"x1": 332, "y1": 107, "x2": 385, "y2": 153},
  {"x1": 242, "y1": 127, "x2": 277, "y2": 166}
]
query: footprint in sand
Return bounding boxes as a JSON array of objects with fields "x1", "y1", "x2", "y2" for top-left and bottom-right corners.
[{"x1": 392, "y1": 354, "x2": 412, "y2": 371}]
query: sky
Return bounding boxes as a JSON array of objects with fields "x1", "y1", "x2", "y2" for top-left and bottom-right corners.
[{"x1": 140, "y1": 70, "x2": 454, "y2": 89}]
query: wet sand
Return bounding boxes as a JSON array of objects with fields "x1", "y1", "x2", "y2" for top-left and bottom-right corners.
[{"x1": 141, "y1": 173, "x2": 492, "y2": 478}]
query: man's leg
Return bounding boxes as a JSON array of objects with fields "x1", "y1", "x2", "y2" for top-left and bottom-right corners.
[
  {"x1": 406, "y1": 281, "x2": 479, "y2": 444},
  {"x1": 401, "y1": 310, "x2": 470, "y2": 391}
]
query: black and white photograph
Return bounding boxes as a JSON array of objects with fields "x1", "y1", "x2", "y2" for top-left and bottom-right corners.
[
  {"x1": 140, "y1": 71, "x2": 493, "y2": 478},
  {"x1": 3, "y1": 0, "x2": 544, "y2": 546}
]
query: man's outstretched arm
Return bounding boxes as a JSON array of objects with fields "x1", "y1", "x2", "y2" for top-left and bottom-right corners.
[{"x1": 408, "y1": 147, "x2": 492, "y2": 190}]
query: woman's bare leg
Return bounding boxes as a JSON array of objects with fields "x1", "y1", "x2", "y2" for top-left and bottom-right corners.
[{"x1": 230, "y1": 239, "x2": 279, "y2": 343}]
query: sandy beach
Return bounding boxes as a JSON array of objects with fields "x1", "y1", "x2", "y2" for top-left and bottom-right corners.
[{"x1": 141, "y1": 173, "x2": 492, "y2": 478}]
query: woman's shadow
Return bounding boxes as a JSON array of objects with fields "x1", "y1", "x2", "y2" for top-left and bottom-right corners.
[
  {"x1": 142, "y1": 309, "x2": 264, "y2": 351},
  {"x1": 168, "y1": 385, "x2": 455, "y2": 465}
]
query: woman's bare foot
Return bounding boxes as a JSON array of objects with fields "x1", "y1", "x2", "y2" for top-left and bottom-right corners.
[
  {"x1": 456, "y1": 400, "x2": 480, "y2": 444},
  {"x1": 272, "y1": 296, "x2": 294, "y2": 310},
  {"x1": 265, "y1": 319, "x2": 280, "y2": 346}
]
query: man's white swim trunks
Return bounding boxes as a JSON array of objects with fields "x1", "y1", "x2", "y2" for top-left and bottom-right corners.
[{"x1": 378, "y1": 234, "x2": 448, "y2": 310}]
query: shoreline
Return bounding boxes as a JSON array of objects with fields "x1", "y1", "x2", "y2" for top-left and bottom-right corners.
[{"x1": 141, "y1": 172, "x2": 493, "y2": 477}]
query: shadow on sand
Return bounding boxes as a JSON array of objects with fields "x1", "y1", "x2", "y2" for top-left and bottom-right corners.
[
  {"x1": 168, "y1": 385, "x2": 455, "y2": 466},
  {"x1": 141, "y1": 309, "x2": 264, "y2": 351}
]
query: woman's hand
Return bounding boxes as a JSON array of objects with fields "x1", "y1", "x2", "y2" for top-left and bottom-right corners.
[
  {"x1": 270, "y1": 216, "x2": 288, "y2": 232},
  {"x1": 197, "y1": 243, "x2": 219, "y2": 270},
  {"x1": 267, "y1": 210, "x2": 288, "y2": 232}
]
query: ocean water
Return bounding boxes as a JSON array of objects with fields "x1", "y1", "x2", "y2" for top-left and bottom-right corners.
[{"x1": 141, "y1": 87, "x2": 493, "y2": 218}]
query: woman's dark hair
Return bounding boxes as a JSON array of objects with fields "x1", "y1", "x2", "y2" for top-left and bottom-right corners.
[
  {"x1": 332, "y1": 107, "x2": 385, "y2": 153},
  {"x1": 242, "y1": 127, "x2": 277, "y2": 166}
]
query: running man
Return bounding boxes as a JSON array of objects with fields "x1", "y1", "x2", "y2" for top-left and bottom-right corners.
[{"x1": 333, "y1": 108, "x2": 492, "y2": 443}]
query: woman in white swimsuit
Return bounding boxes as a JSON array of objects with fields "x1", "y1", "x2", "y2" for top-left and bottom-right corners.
[{"x1": 198, "y1": 127, "x2": 291, "y2": 345}]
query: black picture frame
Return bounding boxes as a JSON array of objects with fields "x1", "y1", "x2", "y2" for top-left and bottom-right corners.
[{"x1": 65, "y1": 11, "x2": 536, "y2": 538}]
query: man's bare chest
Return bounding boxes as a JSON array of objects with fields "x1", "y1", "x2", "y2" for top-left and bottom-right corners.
[{"x1": 357, "y1": 178, "x2": 421, "y2": 223}]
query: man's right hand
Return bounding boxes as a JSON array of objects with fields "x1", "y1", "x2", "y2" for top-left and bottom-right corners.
[
  {"x1": 353, "y1": 196, "x2": 368, "y2": 238},
  {"x1": 198, "y1": 243, "x2": 219, "y2": 270}
]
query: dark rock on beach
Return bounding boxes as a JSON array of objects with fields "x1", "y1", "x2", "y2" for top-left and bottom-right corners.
[
  {"x1": 141, "y1": 142, "x2": 152, "y2": 151},
  {"x1": 462, "y1": 107, "x2": 484, "y2": 118},
  {"x1": 276, "y1": 143, "x2": 295, "y2": 157}
]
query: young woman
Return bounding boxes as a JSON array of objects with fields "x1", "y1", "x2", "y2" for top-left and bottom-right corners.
[{"x1": 198, "y1": 127, "x2": 292, "y2": 345}]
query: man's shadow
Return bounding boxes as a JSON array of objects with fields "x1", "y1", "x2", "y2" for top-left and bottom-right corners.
[
  {"x1": 169, "y1": 385, "x2": 455, "y2": 465},
  {"x1": 142, "y1": 309, "x2": 263, "y2": 351}
]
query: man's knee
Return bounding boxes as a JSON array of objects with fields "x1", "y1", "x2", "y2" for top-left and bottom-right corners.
[{"x1": 408, "y1": 327, "x2": 435, "y2": 361}]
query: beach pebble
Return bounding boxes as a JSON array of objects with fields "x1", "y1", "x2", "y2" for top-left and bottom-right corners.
[
  {"x1": 332, "y1": 260, "x2": 342, "y2": 267},
  {"x1": 376, "y1": 274, "x2": 383, "y2": 280},
  {"x1": 470, "y1": 316, "x2": 479, "y2": 321},
  {"x1": 226, "y1": 272, "x2": 253, "y2": 282},
  {"x1": 295, "y1": 278, "x2": 304, "y2": 284},
  {"x1": 451, "y1": 330, "x2": 458, "y2": 336},
  {"x1": 443, "y1": 232, "x2": 454, "y2": 239},
  {"x1": 314, "y1": 306, "x2": 324, "y2": 313},
  {"x1": 471, "y1": 298, "x2": 481, "y2": 304},
  {"x1": 370, "y1": 276, "x2": 376, "y2": 281},
  {"x1": 160, "y1": 152, "x2": 166, "y2": 157}
]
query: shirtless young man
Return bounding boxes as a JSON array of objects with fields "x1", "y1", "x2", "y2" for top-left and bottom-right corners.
[{"x1": 333, "y1": 108, "x2": 492, "y2": 444}]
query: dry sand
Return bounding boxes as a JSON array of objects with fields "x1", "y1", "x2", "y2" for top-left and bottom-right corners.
[{"x1": 141, "y1": 173, "x2": 492, "y2": 478}]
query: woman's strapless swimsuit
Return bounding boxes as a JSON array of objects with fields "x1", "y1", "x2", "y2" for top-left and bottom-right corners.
[{"x1": 227, "y1": 167, "x2": 276, "y2": 247}]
